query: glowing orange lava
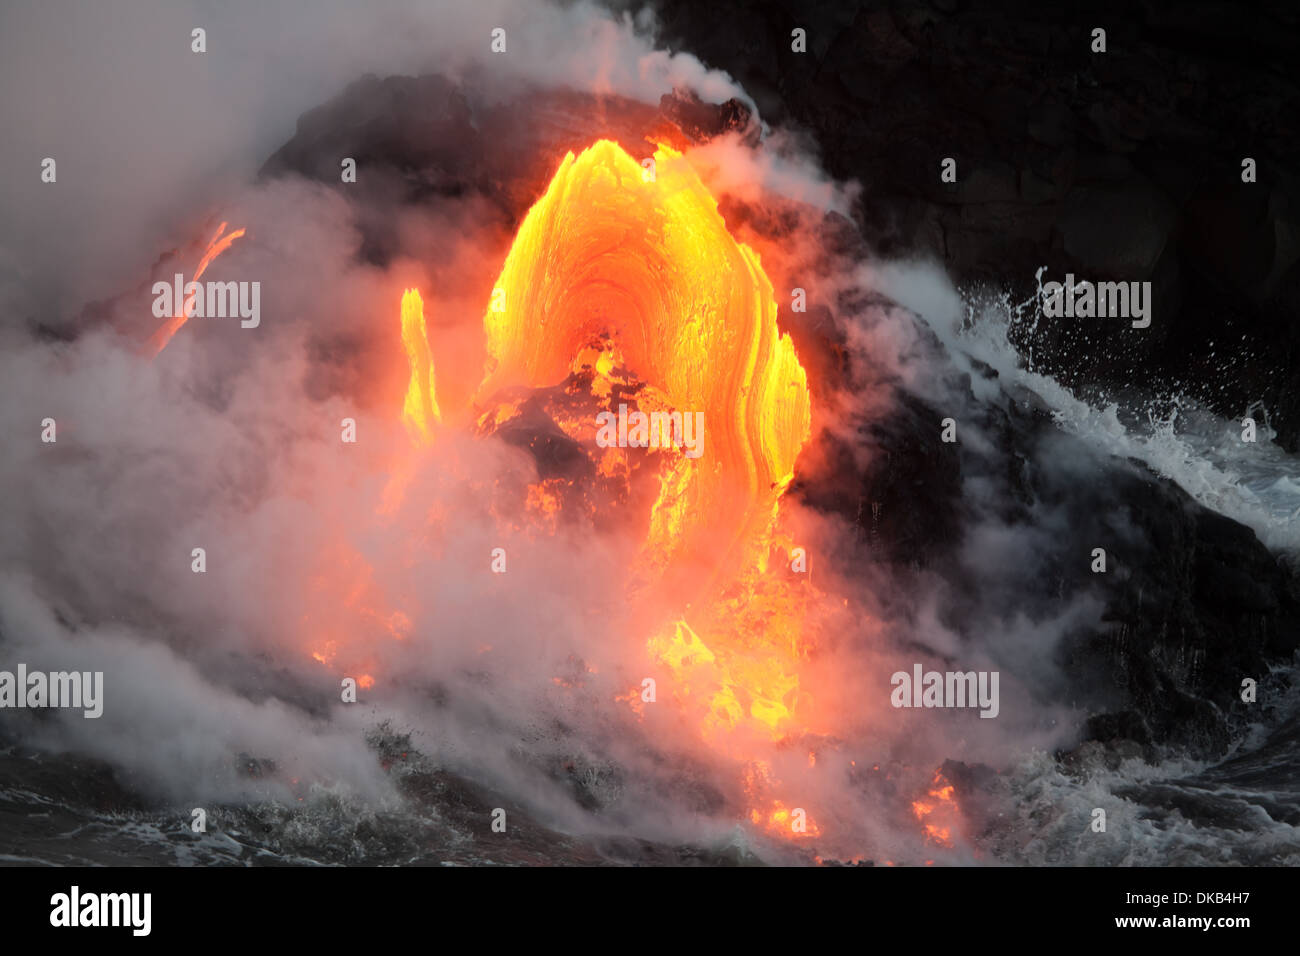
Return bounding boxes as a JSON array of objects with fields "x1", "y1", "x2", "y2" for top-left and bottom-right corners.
[
  {"x1": 911, "y1": 770, "x2": 959, "y2": 848},
  {"x1": 473, "y1": 141, "x2": 810, "y2": 584},
  {"x1": 469, "y1": 140, "x2": 813, "y2": 738},
  {"x1": 147, "y1": 221, "x2": 245, "y2": 356},
  {"x1": 399, "y1": 139, "x2": 817, "y2": 838},
  {"x1": 400, "y1": 288, "x2": 441, "y2": 444}
]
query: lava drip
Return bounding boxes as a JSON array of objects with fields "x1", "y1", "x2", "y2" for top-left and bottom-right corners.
[
  {"x1": 400, "y1": 288, "x2": 441, "y2": 444},
  {"x1": 147, "y1": 221, "x2": 246, "y2": 357}
]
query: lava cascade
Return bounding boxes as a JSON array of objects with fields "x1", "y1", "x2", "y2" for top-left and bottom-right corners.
[{"x1": 472, "y1": 141, "x2": 811, "y2": 589}]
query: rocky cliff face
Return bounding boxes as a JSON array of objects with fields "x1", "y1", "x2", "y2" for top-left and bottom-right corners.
[
  {"x1": 651, "y1": 0, "x2": 1300, "y2": 450},
  {"x1": 813, "y1": 377, "x2": 1300, "y2": 757}
]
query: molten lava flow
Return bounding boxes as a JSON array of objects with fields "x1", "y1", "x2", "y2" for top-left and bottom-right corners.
[
  {"x1": 469, "y1": 140, "x2": 815, "y2": 754},
  {"x1": 147, "y1": 221, "x2": 245, "y2": 356},
  {"x1": 475, "y1": 140, "x2": 811, "y2": 586},
  {"x1": 396, "y1": 139, "x2": 823, "y2": 841},
  {"x1": 400, "y1": 288, "x2": 441, "y2": 444}
]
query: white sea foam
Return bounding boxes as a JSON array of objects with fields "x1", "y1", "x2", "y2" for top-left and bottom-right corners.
[{"x1": 876, "y1": 260, "x2": 1300, "y2": 554}]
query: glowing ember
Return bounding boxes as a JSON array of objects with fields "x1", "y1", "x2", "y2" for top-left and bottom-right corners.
[
  {"x1": 745, "y1": 761, "x2": 821, "y2": 838},
  {"x1": 525, "y1": 478, "x2": 564, "y2": 532},
  {"x1": 911, "y1": 770, "x2": 959, "y2": 848}
]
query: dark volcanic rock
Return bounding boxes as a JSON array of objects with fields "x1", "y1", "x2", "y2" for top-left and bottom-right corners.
[
  {"x1": 658, "y1": 90, "x2": 758, "y2": 145},
  {"x1": 652, "y1": 0, "x2": 1300, "y2": 448},
  {"x1": 260, "y1": 74, "x2": 481, "y2": 189},
  {"x1": 257, "y1": 74, "x2": 761, "y2": 250},
  {"x1": 798, "y1": 349, "x2": 1299, "y2": 755},
  {"x1": 1063, "y1": 467, "x2": 1300, "y2": 753},
  {"x1": 796, "y1": 388, "x2": 963, "y2": 569}
]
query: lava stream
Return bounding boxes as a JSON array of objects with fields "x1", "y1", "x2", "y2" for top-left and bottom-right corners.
[{"x1": 147, "y1": 221, "x2": 245, "y2": 356}]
